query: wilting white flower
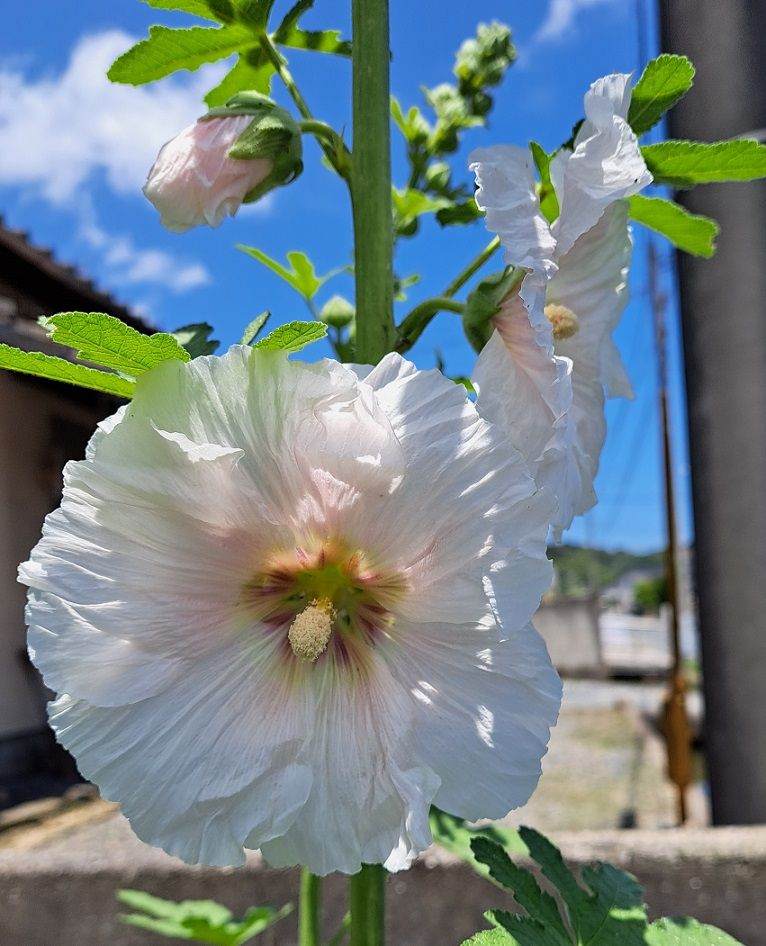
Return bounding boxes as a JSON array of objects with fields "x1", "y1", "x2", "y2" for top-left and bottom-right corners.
[
  {"x1": 144, "y1": 115, "x2": 273, "y2": 232},
  {"x1": 20, "y1": 347, "x2": 560, "y2": 875},
  {"x1": 471, "y1": 73, "x2": 652, "y2": 539}
]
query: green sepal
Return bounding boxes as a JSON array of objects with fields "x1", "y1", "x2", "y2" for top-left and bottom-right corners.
[
  {"x1": 462, "y1": 267, "x2": 524, "y2": 353},
  {"x1": 240, "y1": 312, "x2": 270, "y2": 345},
  {"x1": 203, "y1": 92, "x2": 303, "y2": 197}
]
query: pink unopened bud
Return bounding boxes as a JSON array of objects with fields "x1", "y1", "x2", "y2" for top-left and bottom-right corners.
[{"x1": 144, "y1": 116, "x2": 273, "y2": 233}]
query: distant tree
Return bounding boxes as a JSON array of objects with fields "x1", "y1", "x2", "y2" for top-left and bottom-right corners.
[{"x1": 633, "y1": 575, "x2": 668, "y2": 614}]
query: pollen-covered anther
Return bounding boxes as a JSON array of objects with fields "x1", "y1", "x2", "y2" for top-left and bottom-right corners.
[
  {"x1": 544, "y1": 303, "x2": 580, "y2": 340},
  {"x1": 288, "y1": 597, "x2": 335, "y2": 662}
]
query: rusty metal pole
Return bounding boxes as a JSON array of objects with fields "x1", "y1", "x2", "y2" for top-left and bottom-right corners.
[{"x1": 648, "y1": 241, "x2": 692, "y2": 824}]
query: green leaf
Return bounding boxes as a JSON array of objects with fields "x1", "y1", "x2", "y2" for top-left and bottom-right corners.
[
  {"x1": 471, "y1": 837, "x2": 570, "y2": 944},
  {"x1": 237, "y1": 245, "x2": 331, "y2": 300},
  {"x1": 170, "y1": 322, "x2": 220, "y2": 357},
  {"x1": 270, "y1": 0, "x2": 350, "y2": 55},
  {"x1": 240, "y1": 312, "x2": 270, "y2": 344},
  {"x1": 108, "y1": 24, "x2": 253, "y2": 85},
  {"x1": 118, "y1": 891, "x2": 291, "y2": 946},
  {"x1": 436, "y1": 200, "x2": 482, "y2": 226},
  {"x1": 253, "y1": 320, "x2": 327, "y2": 352},
  {"x1": 646, "y1": 917, "x2": 744, "y2": 945},
  {"x1": 42, "y1": 312, "x2": 190, "y2": 375},
  {"x1": 204, "y1": 51, "x2": 274, "y2": 104},
  {"x1": 530, "y1": 141, "x2": 559, "y2": 224},
  {"x1": 392, "y1": 188, "x2": 451, "y2": 232},
  {"x1": 429, "y1": 809, "x2": 527, "y2": 887},
  {"x1": 628, "y1": 195, "x2": 719, "y2": 257},
  {"x1": 390, "y1": 97, "x2": 431, "y2": 144},
  {"x1": 628, "y1": 54, "x2": 695, "y2": 136},
  {"x1": 642, "y1": 139, "x2": 766, "y2": 188},
  {"x1": 143, "y1": 0, "x2": 217, "y2": 19},
  {"x1": 461, "y1": 931, "x2": 518, "y2": 946},
  {"x1": 0, "y1": 344, "x2": 135, "y2": 398}
]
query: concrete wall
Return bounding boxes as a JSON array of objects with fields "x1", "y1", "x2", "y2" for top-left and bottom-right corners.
[
  {"x1": 0, "y1": 373, "x2": 106, "y2": 743},
  {"x1": 534, "y1": 597, "x2": 603, "y2": 676},
  {"x1": 1, "y1": 816, "x2": 764, "y2": 945}
]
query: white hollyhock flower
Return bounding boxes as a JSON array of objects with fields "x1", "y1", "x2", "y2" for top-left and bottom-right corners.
[
  {"x1": 470, "y1": 73, "x2": 651, "y2": 539},
  {"x1": 19, "y1": 347, "x2": 560, "y2": 875}
]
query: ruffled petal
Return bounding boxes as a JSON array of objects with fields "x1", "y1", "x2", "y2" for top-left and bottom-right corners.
[
  {"x1": 551, "y1": 74, "x2": 652, "y2": 258},
  {"x1": 469, "y1": 145, "x2": 557, "y2": 275},
  {"x1": 391, "y1": 619, "x2": 561, "y2": 821}
]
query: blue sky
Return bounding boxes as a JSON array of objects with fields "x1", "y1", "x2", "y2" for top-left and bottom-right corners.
[{"x1": 0, "y1": 0, "x2": 694, "y2": 553}]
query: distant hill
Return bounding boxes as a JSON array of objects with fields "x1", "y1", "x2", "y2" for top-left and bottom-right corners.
[{"x1": 548, "y1": 544, "x2": 663, "y2": 598}]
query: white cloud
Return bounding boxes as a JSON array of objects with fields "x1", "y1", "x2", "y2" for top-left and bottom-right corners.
[
  {"x1": 80, "y1": 215, "x2": 210, "y2": 294},
  {"x1": 0, "y1": 30, "x2": 220, "y2": 203},
  {"x1": 534, "y1": 0, "x2": 623, "y2": 44}
]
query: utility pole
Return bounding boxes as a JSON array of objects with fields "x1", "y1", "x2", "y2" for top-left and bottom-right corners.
[{"x1": 659, "y1": 0, "x2": 766, "y2": 823}]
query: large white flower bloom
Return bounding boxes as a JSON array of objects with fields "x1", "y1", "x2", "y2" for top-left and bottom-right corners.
[
  {"x1": 471, "y1": 73, "x2": 652, "y2": 539},
  {"x1": 19, "y1": 347, "x2": 561, "y2": 876}
]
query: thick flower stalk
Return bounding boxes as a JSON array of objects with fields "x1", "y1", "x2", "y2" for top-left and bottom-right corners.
[
  {"x1": 20, "y1": 347, "x2": 561, "y2": 876},
  {"x1": 144, "y1": 93, "x2": 303, "y2": 232},
  {"x1": 471, "y1": 73, "x2": 652, "y2": 538}
]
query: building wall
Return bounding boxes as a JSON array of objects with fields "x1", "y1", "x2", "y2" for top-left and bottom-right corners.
[
  {"x1": 0, "y1": 372, "x2": 107, "y2": 741},
  {"x1": 534, "y1": 596, "x2": 603, "y2": 676}
]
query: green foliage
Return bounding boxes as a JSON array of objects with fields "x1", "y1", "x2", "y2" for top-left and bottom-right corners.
[
  {"x1": 204, "y1": 52, "x2": 274, "y2": 104},
  {"x1": 142, "y1": 0, "x2": 217, "y2": 20},
  {"x1": 239, "y1": 311, "x2": 271, "y2": 344},
  {"x1": 628, "y1": 195, "x2": 719, "y2": 258},
  {"x1": 392, "y1": 21, "x2": 515, "y2": 237},
  {"x1": 461, "y1": 828, "x2": 744, "y2": 946},
  {"x1": 41, "y1": 312, "x2": 190, "y2": 375},
  {"x1": 108, "y1": 23, "x2": 253, "y2": 85},
  {"x1": 646, "y1": 918, "x2": 743, "y2": 945},
  {"x1": 628, "y1": 55, "x2": 695, "y2": 137},
  {"x1": 253, "y1": 320, "x2": 327, "y2": 352},
  {"x1": 462, "y1": 268, "x2": 523, "y2": 353},
  {"x1": 548, "y1": 544, "x2": 662, "y2": 599},
  {"x1": 392, "y1": 188, "x2": 451, "y2": 235},
  {"x1": 110, "y1": 0, "x2": 350, "y2": 105},
  {"x1": 530, "y1": 142, "x2": 559, "y2": 224},
  {"x1": 633, "y1": 574, "x2": 668, "y2": 615},
  {"x1": 642, "y1": 138, "x2": 766, "y2": 188},
  {"x1": 0, "y1": 344, "x2": 135, "y2": 398},
  {"x1": 237, "y1": 246, "x2": 335, "y2": 300},
  {"x1": 272, "y1": 0, "x2": 351, "y2": 56},
  {"x1": 429, "y1": 809, "x2": 527, "y2": 886},
  {"x1": 170, "y1": 322, "x2": 220, "y2": 357},
  {"x1": 118, "y1": 889, "x2": 291, "y2": 945}
]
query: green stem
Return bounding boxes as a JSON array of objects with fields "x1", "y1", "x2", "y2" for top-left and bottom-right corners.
[
  {"x1": 395, "y1": 296, "x2": 464, "y2": 353},
  {"x1": 326, "y1": 913, "x2": 351, "y2": 946},
  {"x1": 261, "y1": 37, "x2": 350, "y2": 182},
  {"x1": 299, "y1": 120, "x2": 352, "y2": 179},
  {"x1": 443, "y1": 235, "x2": 501, "y2": 298},
  {"x1": 298, "y1": 869, "x2": 322, "y2": 946},
  {"x1": 349, "y1": 864, "x2": 386, "y2": 946},
  {"x1": 351, "y1": 0, "x2": 394, "y2": 363}
]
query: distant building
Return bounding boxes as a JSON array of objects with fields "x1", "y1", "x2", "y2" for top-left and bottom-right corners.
[{"x1": 0, "y1": 221, "x2": 151, "y2": 806}]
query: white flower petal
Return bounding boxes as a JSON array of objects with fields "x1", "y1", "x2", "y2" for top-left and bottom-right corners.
[
  {"x1": 551, "y1": 74, "x2": 652, "y2": 258},
  {"x1": 469, "y1": 145, "x2": 557, "y2": 275},
  {"x1": 393, "y1": 620, "x2": 561, "y2": 821}
]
